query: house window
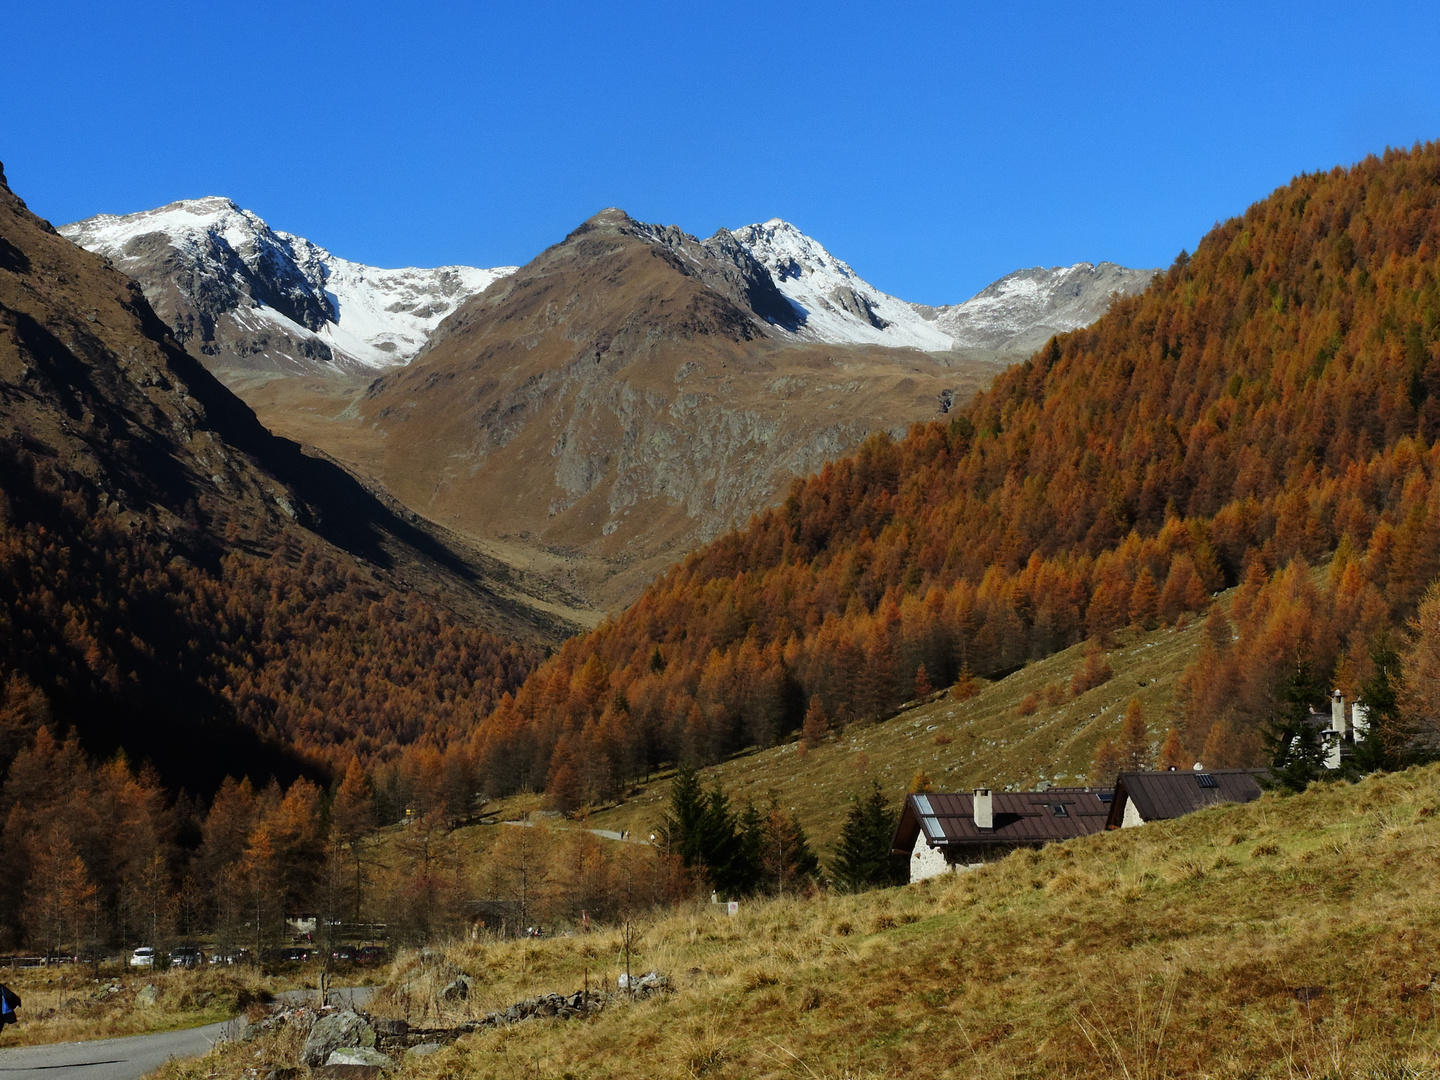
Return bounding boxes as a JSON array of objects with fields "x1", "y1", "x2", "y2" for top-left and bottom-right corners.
[
  {"x1": 1195, "y1": 774, "x2": 1218, "y2": 789},
  {"x1": 1049, "y1": 804, "x2": 1068, "y2": 817}
]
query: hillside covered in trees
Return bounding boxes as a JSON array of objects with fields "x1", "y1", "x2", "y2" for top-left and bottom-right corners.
[
  {"x1": 0, "y1": 158, "x2": 555, "y2": 793},
  {"x1": 464, "y1": 144, "x2": 1440, "y2": 804}
]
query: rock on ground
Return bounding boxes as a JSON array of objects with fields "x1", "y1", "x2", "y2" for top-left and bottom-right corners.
[
  {"x1": 326, "y1": 1047, "x2": 392, "y2": 1067},
  {"x1": 302, "y1": 1010, "x2": 377, "y2": 1066}
]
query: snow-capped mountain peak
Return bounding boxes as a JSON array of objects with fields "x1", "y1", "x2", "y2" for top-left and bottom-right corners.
[
  {"x1": 61, "y1": 200, "x2": 516, "y2": 375},
  {"x1": 729, "y1": 219, "x2": 1156, "y2": 357},
  {"x1": 729, "y1": 220, "x2": 954, "y2": 351}
]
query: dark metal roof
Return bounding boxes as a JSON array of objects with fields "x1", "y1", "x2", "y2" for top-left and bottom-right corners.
[
  {"x1": 1105, "y1": 769, "x2": 1267, "y2": 829},
  {"x1": 891, "y1": 789, "x2": 1111, "y2": 855}
]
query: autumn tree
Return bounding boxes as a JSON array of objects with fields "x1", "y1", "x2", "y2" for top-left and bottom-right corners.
[
  {"x1": 1158, "y1": 728, "x2": 1190, "y2": 770},
  {"x1": 800, "y1": 695, "x2": 830, "y2": 748},
  {"x1": 484, "y1": 823, "x2": 549, "y2": 934},
  {"x1": 330, "y1": 758, "x2": 374, "y2": 922},
  {"x1": 1090, "y1": 739, "x2": 1121, "y2": 787},
  {"x1": 951, "y1": 665, "x2": 981, "y2": 701},
  {"x1": 1129, "y1": 569, "x2": 1159, "y2": 629},
  {"x1": 1072, "y1": 641, "x2": 1114, "y2": 696},
  {"x1": 1399, "y1": 582, "x2": 1440, "y2": 758},
  {"x1": 758, "y1": 799, "x2": 819, "y2": 897},
  {"x1": 1119, "y1": 698, "x2": 1151, "y2": 772}
]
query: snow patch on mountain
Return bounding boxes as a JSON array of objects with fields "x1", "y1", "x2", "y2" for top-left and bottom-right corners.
[
  {"x1": 729, "y1": 220, "x2": 953, "y2": 351},
  {"x1": 928, "y1": 262, "x2": 1157, "y2": 353},
  {"x1": 730, "y1": 219, "x2": 1155, "y2": 356},
  {"x1": 61, "y1": 199, "x2": 515, "y2": 372}
]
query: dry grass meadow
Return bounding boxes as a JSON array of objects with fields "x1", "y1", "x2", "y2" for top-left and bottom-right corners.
[
  {"x1": 0, "y1": 965, "x2": 277, "y2": 1047},
  {"x1": 160, "y1": 764, "x2": 1440, "y2": 1079}
]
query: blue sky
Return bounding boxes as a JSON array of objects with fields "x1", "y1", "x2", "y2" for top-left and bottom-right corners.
[{"x1": 3, "y1": 0, "x2": 1439, "y2": 304}]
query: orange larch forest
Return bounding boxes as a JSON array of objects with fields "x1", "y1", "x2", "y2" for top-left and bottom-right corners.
[{"x1": 463, "y1": 144, "x2": 1440, "y2": 804}]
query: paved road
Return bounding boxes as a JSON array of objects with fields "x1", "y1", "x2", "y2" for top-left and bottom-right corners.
[{"x1": 0, "y1": 987, "x2": 374, "y2": 1080}]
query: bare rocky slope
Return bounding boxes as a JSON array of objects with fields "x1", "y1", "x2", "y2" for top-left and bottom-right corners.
[{"x1": 336, "y1": 210, "x2": 994, "y2": 611}]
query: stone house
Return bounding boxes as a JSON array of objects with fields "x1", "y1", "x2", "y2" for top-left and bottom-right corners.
[
  {"x1": 1105, "y1": 769, "x2": 1267, "y2": 829},
  {"x1": 890, "y1": 789, "x2": 1112, "y2": 883}
]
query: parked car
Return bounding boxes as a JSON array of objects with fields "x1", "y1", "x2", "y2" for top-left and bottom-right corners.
[
  {"x1": 356, "y1": 945, "x2": 387, "y2": 964},
  {"x1": 209, "y1": 948, "x2": 252, "y2": 965},
  {"x1": 331, "y1": 946, "x2": 356, "y2": 962},
  {"x1": 129, "y1": 947, "x2": 155, "y2": 968},
  {"x1": 170, "y1": 946, "x2": 204, "y2": 968},
  {"x1": 264, "y1": 946, "x2": 310, "y2": 963}
]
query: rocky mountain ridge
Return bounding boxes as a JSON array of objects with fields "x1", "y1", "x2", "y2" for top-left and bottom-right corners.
[
  {"x1": 62, "y1": 200, "x2": 1154, "y2": 382},
  {"x1": 0, "y1": 159, "x2": 576, "y2": 788},
  {"x1": 60, "y1": 198, "x2": 515, "y2": 377}
]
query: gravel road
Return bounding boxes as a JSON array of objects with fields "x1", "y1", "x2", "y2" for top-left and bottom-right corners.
[{"x1": 0, "y1": 987, "x2": 374, "y2": 1080}]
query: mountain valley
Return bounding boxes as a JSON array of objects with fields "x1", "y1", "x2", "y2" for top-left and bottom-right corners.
[{"x1": 63, "y1": 201, "x2": 1153, "y2": 612}]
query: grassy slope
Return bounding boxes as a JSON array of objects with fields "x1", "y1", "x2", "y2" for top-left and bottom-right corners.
[
  {"x1": 170, "y1": 765, "x2": 1440, "y2": 1078},
  {"x1": 357, "y1": 612, "x2": 1208, "y2": 890},
  {"x1": 583, "y1": 615, "x2": 1209, "y2": 844}
]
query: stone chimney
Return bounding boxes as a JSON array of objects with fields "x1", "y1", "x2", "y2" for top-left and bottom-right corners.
[
  {"x1": 1330, "y1": 689, "x2": 1348, "y2": 737},
  {"x1": 1352, "y1": 702, "x2": 1370, "y2": 740},
  {"x1": 973, "y1": 789, "x2": 993, "y2": 830}
]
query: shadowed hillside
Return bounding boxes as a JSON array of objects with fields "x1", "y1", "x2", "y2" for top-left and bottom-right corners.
[{"x1": 0, "y1": 161, "x2": 567, "y2": 792}]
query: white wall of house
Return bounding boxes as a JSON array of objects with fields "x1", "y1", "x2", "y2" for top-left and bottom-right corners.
[
  {"x1": 1121, "y1": 798, "x2": 1146, "y2": 828},
  {"x1": 910, "y1": 830, "x2": 953, "y2": 882}
]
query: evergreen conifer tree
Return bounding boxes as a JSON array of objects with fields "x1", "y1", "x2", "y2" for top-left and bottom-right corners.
[
  {"x1": 829, "y1": 781, "x2": 898, "y2": 892},
  {"x1": 1263, "y1": 659, "x2": 1327, "y2": 793},
  {"x1": 728, "y1": 800, "x2": 765, "y2": 896},
  {"x1": 1354, "y1": 632, "x2": 1413, "y2": 772},
  {"x1": 660, "y1": 766, "x2": 760, "y2": 895},
  {"x1": 660, "y1": 764, "x2": 708, "y2": 869}
]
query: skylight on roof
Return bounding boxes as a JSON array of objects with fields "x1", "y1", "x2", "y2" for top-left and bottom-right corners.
[
  {"x1": 914, "y1": 794, "x2": 934, "y2": 816},
  {"x1": 1196, "y1": 773, "x2": 1218, "y2": 788}
]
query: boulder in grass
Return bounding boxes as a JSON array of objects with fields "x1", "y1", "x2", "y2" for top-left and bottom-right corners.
[
  {"x1": 313, "y1": 1067, "x2": 381, "y2": 1080},
  {"x1": 136, "y1": 984, "x2": 160, "y2": 1008},
  {"x1": 302, "y1": 1010, "x2": 376, "y2": 1066},
  {"x1": 325, "y1": 1047, "x2": 391, "y2": 1067},
  {"x1": 439, "y1": 976, "x2": 472, "y2": 1002}
]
